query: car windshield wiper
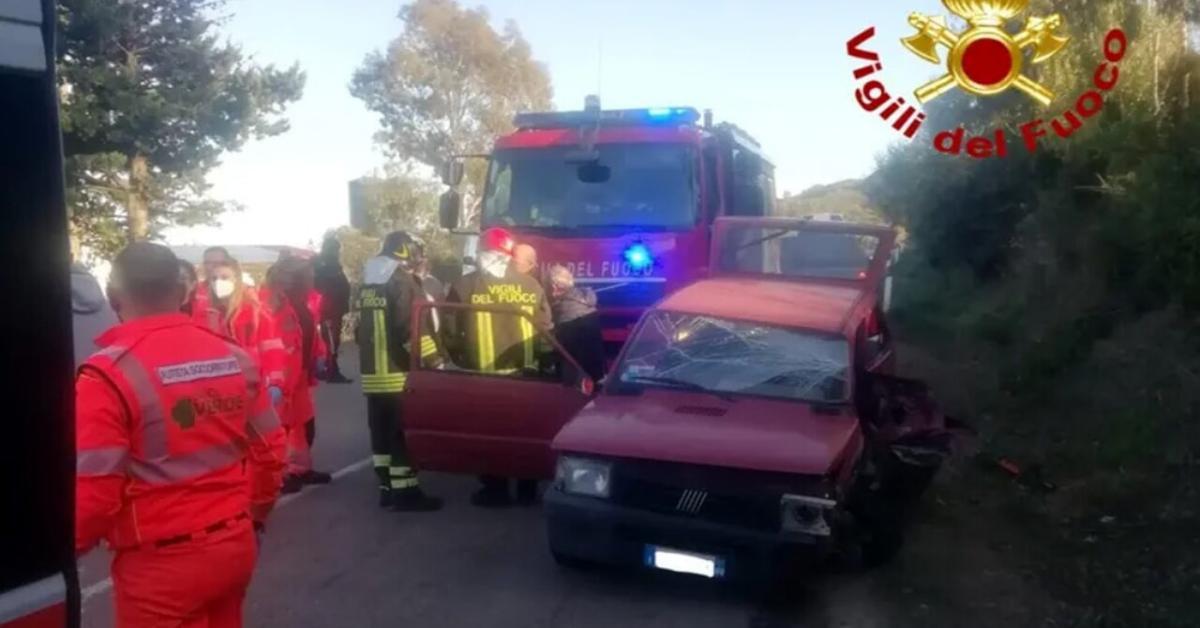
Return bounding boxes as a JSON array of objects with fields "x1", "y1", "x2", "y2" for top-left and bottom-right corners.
[
  {"x1": 624, "y1": 375, "x2": 737, "y2": 403},
  {"x1": 736, "y1": 229, "x2": 792, "y2": 252}
]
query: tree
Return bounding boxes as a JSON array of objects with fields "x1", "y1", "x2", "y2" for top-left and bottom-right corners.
[
  {"x1": 778, "y1": 180, "x2": 887, "y2": 224},
  {"x1": 58, "y1": 0, "x2": 305, "y2": 252},
  {"x1": 350, "y1": 0, "x2": 552, "y2": 199},
  {"x1": 350, "y1": 168, "x2": 457, "y2": 264}
]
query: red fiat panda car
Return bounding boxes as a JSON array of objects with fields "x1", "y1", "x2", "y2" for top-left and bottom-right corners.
[
  {"x1": 544, "y1": 218, "x2": 951, "y2": 581},
  {"x1": 397, "y1": 217, "x2": 948, "y2": 583}
]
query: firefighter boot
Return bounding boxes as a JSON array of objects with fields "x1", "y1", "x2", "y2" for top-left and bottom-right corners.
[
  {"x1": 281, "y1": 474, "x2": 304, "y2": 495},
  {"x1": 470, "y1": 476, "x2": 512, "y2": 508},
  {"x1": 300, "y1": 470, "x2": 333, "y2": 485},
  {"x1": 391, "y1": 487, "x2": 443, "y2": 512},
  {"x1": 515, "y1": 480, "x2": 539, "y2": 507}
]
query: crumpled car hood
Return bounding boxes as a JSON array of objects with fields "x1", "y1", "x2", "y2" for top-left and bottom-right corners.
[{"x1": 553, "y1": 388, "x2": 861, "y2": 476}]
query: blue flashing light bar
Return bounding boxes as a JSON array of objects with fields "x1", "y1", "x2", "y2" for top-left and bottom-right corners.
[{"x1": 513, "y1": 107, "x2": 700, "y2": 130}]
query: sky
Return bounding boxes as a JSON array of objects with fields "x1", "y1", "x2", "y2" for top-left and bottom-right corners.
[{"x1": 165, "y1": 0, "x2": 948, "y2": 248}]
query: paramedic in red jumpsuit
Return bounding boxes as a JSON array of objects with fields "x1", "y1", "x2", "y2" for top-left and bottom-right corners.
[
  {"x1": 75, "y1": 242, "x2": 286, "y2": 628},
  {"x1": 262, "y1": 256, "x2": 331, "y2": 493}
]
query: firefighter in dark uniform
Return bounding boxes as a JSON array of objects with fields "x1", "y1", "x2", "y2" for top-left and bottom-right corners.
[
  {"x1": 356, "y1": 231, "x2": 443, "y2": 512},
  {"x1": 446, "y1": 227, "x2": 551, "y2": 508}
]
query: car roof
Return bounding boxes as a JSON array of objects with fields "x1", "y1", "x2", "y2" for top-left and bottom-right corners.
[{"x1": 656, "y1": 277, "x2": 866, "y2": 335}]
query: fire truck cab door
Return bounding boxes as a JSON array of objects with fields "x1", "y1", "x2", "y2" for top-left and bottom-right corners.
[
  {"x1": 403, "y1": 302, "x2": 595, "y2": 479},
  {"x1": 709, "y1": 216, "x2": 896, "y2": 289}
]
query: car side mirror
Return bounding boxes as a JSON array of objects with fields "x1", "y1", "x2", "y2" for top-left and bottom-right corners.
[
  {"x1": 439, "y1": 190, "x2": 462, "y2": 230},
  {"x1": 440, "y1": 160, "x2": 464, "y2": 187}
]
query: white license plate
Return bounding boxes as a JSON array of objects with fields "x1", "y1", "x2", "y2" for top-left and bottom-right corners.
[{"x1": 644, "y1": 546, "x2": 725, "y2": 578}]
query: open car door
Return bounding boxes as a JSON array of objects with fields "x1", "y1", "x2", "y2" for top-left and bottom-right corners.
[
  {"x1": 710, "y1": 216, "x2": 896, "y2": 289},
  {"x1": 403, "y1": 302, "x2": 595, "y2": 480}
]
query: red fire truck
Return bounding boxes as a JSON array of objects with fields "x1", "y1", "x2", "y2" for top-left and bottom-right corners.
[{"x1": 438, "y1": 97, "x2": 777, "y2": 346}]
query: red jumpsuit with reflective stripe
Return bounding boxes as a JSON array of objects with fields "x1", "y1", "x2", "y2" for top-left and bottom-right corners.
[
  {"x1": 260, "y1": 288, "x2": 326, "y2": 475},
  {"x1": 192, "y1": 284, "x2": 287, "y2": 391},
  {"x1": 223, "y1": 300, "x2": 288, "y2": 391},
  {"x1": 75, "y1": 314, "x2": 285, "y2": 628}
]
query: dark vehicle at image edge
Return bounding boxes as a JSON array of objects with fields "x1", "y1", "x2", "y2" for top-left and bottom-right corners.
[{"x1": 544, "y1": 218, "x2": 953, "y2": 583}]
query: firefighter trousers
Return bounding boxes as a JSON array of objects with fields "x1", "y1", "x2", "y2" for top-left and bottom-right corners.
[
  {"x1": 111, "y1": 519, "x2": 257, "y2": 628},
  {"x1": 366, "y1": 393, "x2": 419, "y2": 493}
]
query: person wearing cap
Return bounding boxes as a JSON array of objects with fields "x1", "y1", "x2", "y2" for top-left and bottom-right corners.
[
  {"x1": 355, "y1": 231, "x2": 443, "y2": 512},
  {"x1": 446, "y1": 227, "x2": 551, "y2": 508}
]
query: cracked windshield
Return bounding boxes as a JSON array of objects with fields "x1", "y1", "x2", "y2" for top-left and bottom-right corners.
[{"x1": 619, "y1": 312, "x2": 849, "y2": 403}]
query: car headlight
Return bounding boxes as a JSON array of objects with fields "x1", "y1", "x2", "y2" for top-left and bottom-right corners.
[
  {"x1": 555, "y1": 456, "x2": 611, "y2": 499},
  {"x1": 781, "y1": 494, "x2": 836, "y2": 536}
]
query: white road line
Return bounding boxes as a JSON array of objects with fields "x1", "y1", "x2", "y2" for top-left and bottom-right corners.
[{"x1": 80, "y1": 456, "x2": 372, "y2": 603}]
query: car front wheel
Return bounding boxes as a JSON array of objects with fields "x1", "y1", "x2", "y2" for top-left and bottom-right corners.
[{"x1": 550, "y1": 548, "x2": 597, "y2": 571}]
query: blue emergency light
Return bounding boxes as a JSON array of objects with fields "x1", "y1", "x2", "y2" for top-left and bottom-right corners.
[
  {"x1": 624, "y1": 243, "x2": 654, "y2": 271},
  {"x1": 513, "y1": 107, "x2": 700, "y2": 129}
]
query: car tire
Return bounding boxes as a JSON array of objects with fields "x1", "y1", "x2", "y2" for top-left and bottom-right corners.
[
  {"x1": 859, "y1": 518, "x2": 903, "y2": 567},
  {"x1": 837, "y1": 500, "x2": 904, "y2": 570},
  {"x1": 550, "y1": 548, "x2": 596, "y2": 571}
]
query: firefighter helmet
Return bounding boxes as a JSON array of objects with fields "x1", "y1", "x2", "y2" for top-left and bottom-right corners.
[
  {"x1": 380, "y1": 230, "x2": 419, "y2": 265},
  {"x1": 479, "y1": 227, "x2": 516, "y2": 256}
]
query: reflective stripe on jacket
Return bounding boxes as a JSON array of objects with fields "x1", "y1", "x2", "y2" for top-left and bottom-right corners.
[
  {"x1": 447, "y1": 268, "x2": 550, "y2": 373},
  {"x1": 191, "y1": 284, "x2": 287, "y2": 390},
  {"x1": 74, "y1": 314, "x2": 286, "y2": 553},
  {"x1": 356, "y1": 257, "x2": 439, "y2": 394},
  {"x1": 227, "y1": 299, "x2": 287, "y2": 390},
  {"x1": 260, "y1": 287, "x2": 326, "y2": 392}
]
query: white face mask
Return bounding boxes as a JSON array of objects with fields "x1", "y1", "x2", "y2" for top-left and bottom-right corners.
[{"x1": 212, "y1": 278, "x2": 236, "y2": 299}]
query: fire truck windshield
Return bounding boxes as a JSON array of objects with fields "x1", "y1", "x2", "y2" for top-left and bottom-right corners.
[{"x1": 483, "y1": 144, "x2": 697, "y2": 232}]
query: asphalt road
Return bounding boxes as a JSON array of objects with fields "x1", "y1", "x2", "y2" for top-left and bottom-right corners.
[{"x1": 77, "y1": 346, "x2": 973, "y2": 628}]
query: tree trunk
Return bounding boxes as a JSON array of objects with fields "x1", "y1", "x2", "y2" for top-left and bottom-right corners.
[{"x1": 127, "y1": 153, "x2": 150, "y2": 241}]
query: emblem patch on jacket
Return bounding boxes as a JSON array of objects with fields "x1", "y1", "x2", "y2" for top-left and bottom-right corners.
[{"x1": 158, "y1": 357, "x2": 242, "y2": 384}]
